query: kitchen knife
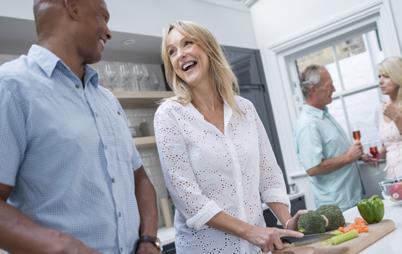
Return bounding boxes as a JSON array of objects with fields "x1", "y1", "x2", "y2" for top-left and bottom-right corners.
[{"x1": 281, "y1": 232, "x2": 335, "y2": 246}]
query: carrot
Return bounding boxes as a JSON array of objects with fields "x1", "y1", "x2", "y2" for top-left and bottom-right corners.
[{"x1": 338, "y1": 217, "x2": 368, "y2": 233}]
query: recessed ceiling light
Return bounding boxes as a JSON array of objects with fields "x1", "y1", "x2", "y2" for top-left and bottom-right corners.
[{"x1": 121, "y1": 39, "x2": 136, "y2": 46}]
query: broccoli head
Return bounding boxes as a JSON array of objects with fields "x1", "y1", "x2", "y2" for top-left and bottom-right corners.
[
  {"x1": 316, "y1": 204, "x2": 345, "y2": 231},
  {"x1": 297, "y1": 211, "x2": 326, "y2": 234}
]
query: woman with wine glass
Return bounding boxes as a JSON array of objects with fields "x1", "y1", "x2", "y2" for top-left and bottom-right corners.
[
  {"x1": 376, "y1": 57, "x2": 402, "y2": 179},
  {"x1": 154, "y1": 20, "x2": 303, "y2": 253}
]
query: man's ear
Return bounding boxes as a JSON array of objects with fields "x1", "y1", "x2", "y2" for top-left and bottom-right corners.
[{"x1": 63, "y1": 0, "x2": 80, "y2": 21}]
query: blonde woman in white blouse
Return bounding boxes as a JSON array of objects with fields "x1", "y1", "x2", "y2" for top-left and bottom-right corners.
[{"x1": 154, "y1": 20, "x2": 303, "y2": 254}]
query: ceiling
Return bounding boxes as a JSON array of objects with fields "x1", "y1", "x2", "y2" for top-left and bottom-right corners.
[
  {"x1": 0, "y1": 16, "x2": 163, "y2": 64},
  {"x1": 193, "y1": 0, "x2": 259, "y2": 9}
]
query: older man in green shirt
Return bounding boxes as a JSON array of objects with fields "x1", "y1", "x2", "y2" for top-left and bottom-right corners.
[{"x1": 295, "y1": 64, "x2": 364, "y2": 211}]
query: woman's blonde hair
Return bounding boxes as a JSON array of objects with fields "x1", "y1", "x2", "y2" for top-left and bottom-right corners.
[
  {"x1": 378, "y1": 56, "x2": 402, "y2": 112},
  {"x1": 161, "y1": 20, "x2": 242, "y2": 115}
]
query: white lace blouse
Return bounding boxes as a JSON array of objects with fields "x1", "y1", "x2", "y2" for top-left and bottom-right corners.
[{"x1": 154, "y1": 96, "x2": 289, "y2": 254}]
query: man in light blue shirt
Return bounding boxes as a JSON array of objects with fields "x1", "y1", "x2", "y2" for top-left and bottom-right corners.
[
  {"x1": 0, "y1": 0, "x2": 159, "y2": 253},
  {"x1": 294, "y1": 65, "x2": 364, "y2": 211}
]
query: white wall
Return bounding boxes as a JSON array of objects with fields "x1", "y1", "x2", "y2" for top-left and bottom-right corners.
[
  {"x1": 0, "y1": 0, "x2": 256, "y2": 49},
  {"x1": 250, "y1": 0, "x2": 376, "y2": 48},
  {"x1": 390, "y1": 0, "x2": 402, "y2": 50}
]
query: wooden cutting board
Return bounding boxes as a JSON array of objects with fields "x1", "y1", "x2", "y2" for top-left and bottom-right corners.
[{"x1": 273, "y1": 219, "x2": 396, "y2": 254}]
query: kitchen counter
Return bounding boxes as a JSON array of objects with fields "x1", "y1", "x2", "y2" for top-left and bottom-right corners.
[{"x1": 343, "y1": 200, "x2": 402, "y2": 253}]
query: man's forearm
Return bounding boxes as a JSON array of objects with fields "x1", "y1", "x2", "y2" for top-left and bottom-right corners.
[
  {"x1": 134, "y1": 167, "x2": 158, "y2": 237},
  {"x1": 0, "y1": 201, "x2": 96, "y2": 254},
  {"x1": 307, "y1": 154, "x2": 352, "y2": 176}
]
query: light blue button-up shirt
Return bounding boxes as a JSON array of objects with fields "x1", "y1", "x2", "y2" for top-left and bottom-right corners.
[
  {"x1": 295, "y1": 104, "x2": 363, "y2": 211},
  {"x1": 0, "y1": 45, "x2": 142, "y2": 253}
]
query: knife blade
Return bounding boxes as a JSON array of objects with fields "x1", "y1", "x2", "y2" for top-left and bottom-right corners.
[{"x1": 281, "y1": 232, "x2": 335, "y2": 246}]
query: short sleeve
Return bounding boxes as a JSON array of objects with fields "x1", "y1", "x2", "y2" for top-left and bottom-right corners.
[
  {"x1": 295, "y1": 124, "x2": 323, "y2": 171},
  {"x1": 0, "y1": 84, "x2": 27, "y2": 186},
  {"x1": 154, "y1": 103, "x2": 222, "y2": 230},
  {"x1": 112, "y1": 93, "x2": 143, "y2": 171}
]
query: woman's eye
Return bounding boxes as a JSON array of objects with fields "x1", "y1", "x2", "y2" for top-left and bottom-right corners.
[
  {"x1": 168, "y1": 48, "x2": 176, "y2": 56},
  {"x1": 184, "y1": 41, "x2": 193, "y2": 46}
]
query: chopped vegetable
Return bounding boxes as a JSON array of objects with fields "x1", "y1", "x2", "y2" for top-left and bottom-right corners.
[
  {"x1": 338, "y1": 217, "x2": 368, "y2": 233},
  {"x1": 325, "y1": 229, "x2": 359, "y2": 245}
]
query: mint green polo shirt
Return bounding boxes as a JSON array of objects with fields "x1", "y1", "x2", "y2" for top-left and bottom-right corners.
[{"x1": 295, "y1": 104, "x2": 363, "y2": 211}]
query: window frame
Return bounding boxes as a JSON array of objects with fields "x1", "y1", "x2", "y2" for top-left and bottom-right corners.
[{"x1": 287, "y1": 28, "x2": 384, "y2": 139}]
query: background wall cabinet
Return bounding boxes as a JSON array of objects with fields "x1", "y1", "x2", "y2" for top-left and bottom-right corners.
[{"x1": 223, "y1": 46, "x2": 290, "y2": 193}]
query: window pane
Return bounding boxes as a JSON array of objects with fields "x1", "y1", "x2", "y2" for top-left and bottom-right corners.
[
  {"x1": 335, "y1": 35, "x2": 376, "y2": 89},
  {"x1": 327, "y1": 98, "x2": 348, "y2": 132},
  {"x1": 344, "y1": 88, "x2": 381, "y2": 142},
  {"x1": 295, "y1": 47, "x2": 342, "y2": 92}
]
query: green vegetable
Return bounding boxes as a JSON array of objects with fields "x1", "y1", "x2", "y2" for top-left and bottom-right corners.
[
  {"x1": 357, "y1": 195, "x2": 384, "y2": 224},
  {"x1": 316, "y1": 204, "x2": 346, "y2": 231},
  {"x1": 325, "y1": 229, "x2": 359, "y2": 245},
  {"x1": 297, "y1": 211, "x2": 326, "y2": 234}
]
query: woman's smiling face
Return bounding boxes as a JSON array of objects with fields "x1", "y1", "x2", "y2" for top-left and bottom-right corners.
[{"x1": 166, "y1": 29, "x2": 210, "y2": 88}]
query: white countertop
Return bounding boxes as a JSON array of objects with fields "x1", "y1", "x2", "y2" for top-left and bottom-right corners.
[{"x1": 343, "y1": 200, "x2": 402, "y2": 253}]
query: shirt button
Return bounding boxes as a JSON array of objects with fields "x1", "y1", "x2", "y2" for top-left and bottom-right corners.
[
  {"x1": 104, "y1": 145, "x2": 108, "y2": 150},
  {"x1": 118, "y1": 212, "x2": 122, "y2": 218},
  {"x1": 117, "y1": 111, "x2": 121, "y2": 115},
  {"x1": 111, "y1": 178, "x2": 115, "y2": 183},
  {"x1": 120, "y1": 247, "x2": 123, "y2": 252},
  {"x1": 75, "y1": 84, "x2": 80, "y2": 89}
]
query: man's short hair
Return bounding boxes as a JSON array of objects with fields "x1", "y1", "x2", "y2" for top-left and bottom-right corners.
[{"x1": 300, "y1": 64, "x2": 323, "y2": 99}]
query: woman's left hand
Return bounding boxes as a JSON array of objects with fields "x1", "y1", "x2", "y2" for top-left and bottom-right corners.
[
  {"x1": 384, "y1": 103, "x2": 401, "y2": 122},
  {"x1": 285, "y1": 210, "x2": 309, "y2": 231}
]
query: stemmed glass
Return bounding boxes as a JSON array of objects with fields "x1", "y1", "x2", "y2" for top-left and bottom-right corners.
[
  {"x1": 104, "y1": 62, "x2": 118, "y2": 91},
  {"x1": 139, "y1": 64, "x2": 149, "y2": 90},
  {"x1": 118, "y1": 62, "x2": 132, "y2": 91},
  {"x1": 352, "y1": 123, "x2": 361, "y2": 142},
  {"x1": 132, "y1": 64, "x2": 142, "y2": 91},
  {"x1": 150, "y1": 72, "x2": 160, "y2": 90}
]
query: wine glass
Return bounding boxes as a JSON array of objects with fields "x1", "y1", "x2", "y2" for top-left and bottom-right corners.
[
  {"x1": 104, "y1": 61, "x2": 118, "y2": 91},
  {"x1": 132, "y1": 64, "x2": 142, "y2": 91},
  {"x1": 351, "y1": 123, "x2": 361, "y2": 142},
  {"x1": 367, "y1": 140, "x2": 382, "y2": 175},
  {"x1": 118, "y1": 62, "x2": 132, "y2": 91}
]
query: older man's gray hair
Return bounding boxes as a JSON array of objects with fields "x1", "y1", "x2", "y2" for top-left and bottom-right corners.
[{"x1": 300, "y1": 64, "x2": 323, "y2": 99}]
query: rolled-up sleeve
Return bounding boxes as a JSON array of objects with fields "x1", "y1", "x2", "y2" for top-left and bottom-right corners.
[
  {"x1": 251, "y1": 105, "x2": 289, "y2": 207},
  {"x1": 0, "y1": 83, "x2": 27, "y2": 186},
  {"x1": 154, "y1": 105, "x2": 222, "y2": 230},
  {"x1": 295, "y1": 124, "x2": 323, "y2": 171}
]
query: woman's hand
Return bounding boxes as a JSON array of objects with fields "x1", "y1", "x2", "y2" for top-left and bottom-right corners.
[
  {"x1": 284, "y1": 209, "x2": 308, "y2": 231},
  {"x1": 244, "y1": 225, "x2": 303, "y2": 252}
]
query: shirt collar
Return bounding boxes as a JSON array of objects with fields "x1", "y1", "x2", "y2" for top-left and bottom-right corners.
[
  {"x1": 28, "y1": 44, "x2": 99, "y2": 88},
  {"x1": 302, "y1": 104, "x2": 328, "y2": 119},
  {"x1": 28, "y1": 44, "x2": 60, "y2": 78}
]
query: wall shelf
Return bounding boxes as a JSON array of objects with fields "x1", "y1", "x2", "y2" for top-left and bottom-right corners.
[
  {"x1": 134, "y1": 136, "x2": 156, "y2": 149},
  {"x1": 114, "y1": 91, "x2": 174, "y2": 108}
]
